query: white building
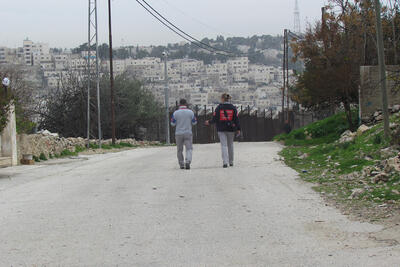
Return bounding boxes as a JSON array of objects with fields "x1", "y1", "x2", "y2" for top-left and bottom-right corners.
[
  {"x1": 190, "y1": 91, "x2": 208, "y2": 106},
  {"x1": 0, "y1": 47, "x2": 21, "y2": 65},
  {"x1": 23, "y1": 39, "x2": 34, "y2": 65},
  {"x1": 249, "y1": 65, "x2": 276, "y2": 84},
  {"x1": 1, "y1": 39, "x2": 293, "y2": 110},
  {"x1": 206, "y1": 62, "x2": 228, "y2": 84},
  {"x1": 181, "y1": 59, "x2": 204, "y2": 75},
  {"x1": 227, "y1": 57, "x2": 249, "y2": 74}
]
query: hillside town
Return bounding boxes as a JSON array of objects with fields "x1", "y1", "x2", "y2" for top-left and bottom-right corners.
[
  {"x1": 0, "y1": 38, "x2": 291, "y2": 112},
  {"x1": 2, "y1": 0, "x2": 400, "y2": 265}
]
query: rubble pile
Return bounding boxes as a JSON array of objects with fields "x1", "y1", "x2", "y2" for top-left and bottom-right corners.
[
  {"x1": 363, "y1": 105, "x2": 400, "y2": 124},
  {"x1": 342, "y1": 152, "x2": 400, "y2": 200},
  {"x1": 338, "y1": 130, "x2": 357, "y2": 143}
]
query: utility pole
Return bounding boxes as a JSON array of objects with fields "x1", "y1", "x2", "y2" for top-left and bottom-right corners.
[
  {"x1": 108, "y1": 0, "x2": 116, "y2": 145},
  {"x1": 282, "y1": 30, "x2": 287, "y2": 123},
  {"x1": 389, "y1": 0, "x2": 398, "y2": 64},
  {"x1": 87, "y1": 1, "x2": 91, "y2": 148},
  {"x1": 374, "y1": 0, "x2": 390, "y2": 139},
  {"x1": 163, "y1": 51, "x2": 170, "y2": 144},
  {"x1": 87, "y1": 0, "x2": 102, "y2": 148},
  {"x1": 286, "y1": 29, "x2": 290, "y2": 122},
  {"x1": 93, "y1": 0, "x2": 102, "y2": 148}
]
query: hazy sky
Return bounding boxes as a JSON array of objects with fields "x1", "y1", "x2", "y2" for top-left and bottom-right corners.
[{"x1": 1, "y1": 0, "x2": 327, "y2": 48}]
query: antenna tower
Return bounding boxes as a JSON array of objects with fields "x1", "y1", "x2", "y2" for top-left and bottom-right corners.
[
  {"x1": 87, "y1": 0, "x2": 102, "y2": 147},
  {"x1": 294, "y1": 0, "x2": 301, "y2": 33}
]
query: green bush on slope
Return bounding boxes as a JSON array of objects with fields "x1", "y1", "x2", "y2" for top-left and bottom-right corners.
[{"x1": 274, "y1": 111, "x2": 358, "y2": 146}]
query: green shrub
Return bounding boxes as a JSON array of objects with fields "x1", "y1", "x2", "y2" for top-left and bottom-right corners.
[
  {"x1": 33, "y1": 155, "x2": 40, "y2": 162},
  {"x1": 39, "y1": 153, "x2": 47, "y2": 161},
  {"x1": 89, "y1": 143, "x2": 100, "y2": 149},
  {"x1": 293, "y1": 131, "x2": 306, "y2": 140},
  {"x1": 309, "y1": 126, "x2": 326, "y2": 138},
  {"x1": 75, "y1": 146, "x2": 86, "y2": 153}
]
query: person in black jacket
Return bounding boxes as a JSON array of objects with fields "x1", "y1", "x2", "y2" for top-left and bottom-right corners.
[{"x1": 205, "y1": 93, "x2": 241, "y2": 168}]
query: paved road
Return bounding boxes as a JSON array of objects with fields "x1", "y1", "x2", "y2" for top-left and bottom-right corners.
[{"x1": 0, "y1": 142, "x2": 399, "y2": 266}]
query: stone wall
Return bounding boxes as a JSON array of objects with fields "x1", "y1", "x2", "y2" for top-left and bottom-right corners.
[
  {"x1": 360, "y1": 65, "x2": 400, "y2": 122},
  {"x1": 18, "y1": 134, "x2": 86, "y2": 160},
  {"x1": 17, "y1": 133, "x2": 157, "y2": 161}
]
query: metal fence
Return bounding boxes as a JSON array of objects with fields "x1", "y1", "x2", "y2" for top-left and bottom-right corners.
[
  {"x1": 183, "y1": 107, "x2": 283, "y2": 144},
  {"x1": 144, "y1": 104, "x2": 335, "y2": 144},
  {"x1": 145, "y1": 105, "x2": 322, "y2": 144}
]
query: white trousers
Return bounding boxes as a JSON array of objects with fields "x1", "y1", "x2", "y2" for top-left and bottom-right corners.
[
  {"x1": 176, "y1": 133, "x2": 193, "y2": 166},
  {"x1": 218, "y1": 132, "x2": 235, "y2": 165}
]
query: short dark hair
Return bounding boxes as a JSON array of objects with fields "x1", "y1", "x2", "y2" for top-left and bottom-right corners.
[
  {"x1": 221, "y1": 93, "x2": 232, "y2": 102},
  {"x1": 179, "y1": 99, "x2": 187, "y2": 105}
]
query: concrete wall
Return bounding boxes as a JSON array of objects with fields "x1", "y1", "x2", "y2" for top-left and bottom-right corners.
[
  {"x1": 1, "y1": 104, "x2": 18, "y2": 166},
  {"x1": 360, "y1": 65, "x2": 400, "y2": 121}
]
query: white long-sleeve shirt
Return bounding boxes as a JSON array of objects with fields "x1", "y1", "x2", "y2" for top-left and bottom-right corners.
[{"x1": 170, "y1": 106, "x2": 197, "y2": 135}]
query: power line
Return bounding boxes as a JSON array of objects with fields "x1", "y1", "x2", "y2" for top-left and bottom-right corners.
[
  {"x1": 136, "y1": 0, "x2": 283, "y2": 59},
  {"x1": 139, "y1": 0, "x2": 238, "y2": 56},
  {"x1": 136, "y1": 0, "x2": 233, "y2": 56},
  {"x1": 135, "y1": 0, "x2": 224, "y2": 56},
  {"x1": 153, "y1": 0, "x2": 237, "y2": 37},
  {"x1": 135, "y1": 0, "x2": 247, "y2": 57}
]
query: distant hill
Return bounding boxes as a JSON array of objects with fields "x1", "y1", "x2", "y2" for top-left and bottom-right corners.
[{"x1": 71, "y1": 35, "x2": 284, "y2": 66}]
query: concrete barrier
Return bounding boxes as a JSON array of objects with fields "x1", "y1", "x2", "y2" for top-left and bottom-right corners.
[{"x1": 0, "y1": 104, "x2": 18, "y2": 167}]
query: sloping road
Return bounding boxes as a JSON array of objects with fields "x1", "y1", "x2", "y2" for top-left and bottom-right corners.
[{"x1": 0, "y1": 142, "x2": 399, "y2": 266}]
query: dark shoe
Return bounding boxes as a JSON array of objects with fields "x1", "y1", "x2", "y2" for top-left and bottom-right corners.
[
  {"x1": 180, "y1": 166, "x2": 185, "y2": 170},
  {"x1": 185, "y1": 163, "x2": 191, "y2": 170},
  {"x1": 230, "y1": 163, "x2": 234, "y2": 167},
  {"x1": 223, "y1": 164, "x2": 228, "y2": 168}
]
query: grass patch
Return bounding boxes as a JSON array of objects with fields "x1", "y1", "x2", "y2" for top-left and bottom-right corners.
[
  {"x1": 119, "y1": 142, "x2": 136, "y2": 148},
  {"x1": 89, "y1": 143, "x2": 100, "y2": 149},
  {"x1": 274, "y1": 111, "x2": 358, "y2": 146},
  {"x1": 60, "y1": 149, "x2": 78, "y2": 157},
  {"x1": 90, "y1": 142, "x2": 138, "y2": 150},
  {"x1": 276, "y1": 110, "x2": 400, "y2": 218},
  {"x1": 101, "y1": 144, "x2": 113, "y2": 150}
]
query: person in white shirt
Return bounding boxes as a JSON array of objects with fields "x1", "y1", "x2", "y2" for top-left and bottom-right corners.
[{"x1": 171, "y1": 99, "x2": 197, "y2": 169}]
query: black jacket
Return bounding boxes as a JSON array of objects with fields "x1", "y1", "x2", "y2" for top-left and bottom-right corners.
[{"x1": 210, "y1": 103, "x2": 241, "y2": 132}]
